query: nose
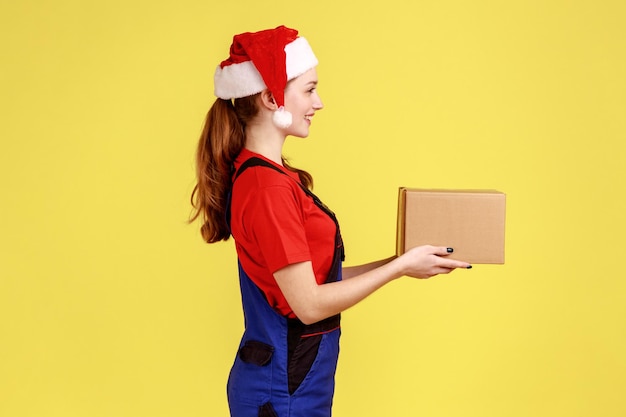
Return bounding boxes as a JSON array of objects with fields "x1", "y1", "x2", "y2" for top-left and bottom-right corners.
[{"x1": 313, "y1": 92, "x2": 324, "y2": 110}]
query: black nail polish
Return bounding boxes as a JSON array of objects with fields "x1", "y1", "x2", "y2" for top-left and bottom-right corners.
[
  {"x1": 467, "y1": 265, "x2": 472, "y2": 269},
  {"x1": 447, "y1": 247, "x2": 454, "y2": 253}
]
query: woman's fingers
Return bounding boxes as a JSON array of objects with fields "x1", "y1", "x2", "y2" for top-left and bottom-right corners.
[
  {"x1": 431, "y1": 246, "x2": 457, "y2": 257},
  {"x1": 401, "y1": 245, "x2": 472, "y2": 278},
  {"x1": 430, "y1": 246, "x2": 472, "y2": 269},
  {"x1": 438, "y1": 257, "x2": 472, "y2": 270}
]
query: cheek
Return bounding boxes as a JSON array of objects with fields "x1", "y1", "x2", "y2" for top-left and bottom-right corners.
[
  {"x1": 283, "y1": 95, "x2": 298, "y2": 110},
  {"x1": 284, "y1": 91, "x2": 308, "y2": 110}
]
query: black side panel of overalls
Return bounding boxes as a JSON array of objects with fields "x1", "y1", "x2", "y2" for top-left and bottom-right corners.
[
  {"x1": 286, "y1": 314, "x2": 341, "y2": 394},
  {"x1": 287, "y1": 320, "x2": 321, "y2": 394},
  {"x1": 231, "y1": 157, "x2": 344, "y2": 396}
]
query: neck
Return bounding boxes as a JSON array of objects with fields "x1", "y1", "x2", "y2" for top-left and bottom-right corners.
[{"x1": 244, "y1": 123, "x2": 286, "y2": 165}]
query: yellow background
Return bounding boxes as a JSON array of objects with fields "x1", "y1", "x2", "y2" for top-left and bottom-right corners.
[{"x1": 1, "y1": 0, "x2": 625, "y2": 416}]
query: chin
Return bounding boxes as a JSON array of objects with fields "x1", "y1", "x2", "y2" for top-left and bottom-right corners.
[{"x1": 287, "y1": 128, "x2": 310, "y2": 138}]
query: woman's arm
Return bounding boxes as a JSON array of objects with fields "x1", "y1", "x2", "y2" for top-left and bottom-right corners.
[
  {"x1": 274, "y1": 245, "x2": 471, "y2": 325},
  {"x1": 342, "y1": 256, "x2": 397, "y2": 280}
]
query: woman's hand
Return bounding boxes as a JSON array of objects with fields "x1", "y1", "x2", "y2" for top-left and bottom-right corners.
[{"x1": 392, "y1": 245, "x2": 471, "y2": 279}]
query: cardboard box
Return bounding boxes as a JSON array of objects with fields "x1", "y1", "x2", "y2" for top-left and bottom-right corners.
[{"x1": 396, "y1": 188, "x2": 506, "y2": 264}]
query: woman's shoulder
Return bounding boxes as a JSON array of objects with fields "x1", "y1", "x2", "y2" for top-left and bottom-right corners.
[{"x1": 234, "y1": 150, "x2": 301, "y2": 189}]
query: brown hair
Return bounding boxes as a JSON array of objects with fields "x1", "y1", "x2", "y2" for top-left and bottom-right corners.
[{"x1": 190, "y1": 95, "x2": 314, "y2": 243}]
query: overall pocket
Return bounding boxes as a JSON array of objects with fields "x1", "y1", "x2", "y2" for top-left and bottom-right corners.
[
  {"x1": 239, "y1": 340, "x2": 274, "y2": 366},
  {"x1": 228, "y1": 340, "x2": 275, "y2": 407}
]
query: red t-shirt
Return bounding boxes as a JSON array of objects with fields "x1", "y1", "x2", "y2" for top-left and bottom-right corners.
[{"x1": 230, "y1": 149, "x2": 337, "y2": 318}]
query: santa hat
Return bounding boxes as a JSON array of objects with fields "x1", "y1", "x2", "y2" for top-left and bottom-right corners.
[{"x1": 214, "y1": 25, "x2": 318, "y2": 128}]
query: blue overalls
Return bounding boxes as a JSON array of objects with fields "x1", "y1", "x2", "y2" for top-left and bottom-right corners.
[{"x1": 227, "y1": 157, "x2": 345, "y2": 417}]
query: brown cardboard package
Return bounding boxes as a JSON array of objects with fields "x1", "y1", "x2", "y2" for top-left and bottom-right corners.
[{"x1": 396, "y1": 188, "x2": 506, "y2": 264}]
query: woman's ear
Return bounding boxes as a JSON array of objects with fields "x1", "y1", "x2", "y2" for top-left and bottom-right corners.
[{"x1": 259, "y1": 89, "x2": 277, "y2": 110}]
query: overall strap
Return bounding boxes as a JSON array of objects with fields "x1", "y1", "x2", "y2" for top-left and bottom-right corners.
[
  {"x1": 233, "y1": 157, "x2": 283, "y2": 182},
  {"x1": 234, "y1": 157, "x2": 338, "y2": 224},
  {"x1": 225, "y1": 157, "x2": 285, "y2": 235},
  {"x1": 229, "y1": 156, "x2": 345, "y2": 267}
]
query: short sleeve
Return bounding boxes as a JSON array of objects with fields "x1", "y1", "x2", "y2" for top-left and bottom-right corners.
[{"x1": 244, "y1": 184, "x2": 312, "y2": 273}]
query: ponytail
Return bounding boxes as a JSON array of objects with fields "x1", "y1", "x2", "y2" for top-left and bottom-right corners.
[
  {"x1": 190, "y1": 95, "x2": 314, "y2": 244},
  {"x1": 190, "y1": 98, "x2": 244, "y2": 243}
]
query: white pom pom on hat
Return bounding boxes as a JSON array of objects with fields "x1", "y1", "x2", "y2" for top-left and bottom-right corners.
[
  {"x1": 272, "y1": 106, "x2": 293, "y2": 128},
  {"x1": 213, "y1": 25, "x2": 318, "y2": 128}
]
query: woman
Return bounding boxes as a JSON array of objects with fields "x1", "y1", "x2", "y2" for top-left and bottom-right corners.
[{"x1": 190, "y1": 25, "x2": 471, "y2": 417}]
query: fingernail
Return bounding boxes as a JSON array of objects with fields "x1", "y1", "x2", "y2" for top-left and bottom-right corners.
[
  {"x1": 467, "y1": 265, "x2": 473, "y2": 269},
  {"x1": 447, "y1": 247, "x2": 454, "y2": 253}
]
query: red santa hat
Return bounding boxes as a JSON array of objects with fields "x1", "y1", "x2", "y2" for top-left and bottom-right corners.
[{"x1": 214, "y1": 25, "x2": 318, "y2": 128}]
